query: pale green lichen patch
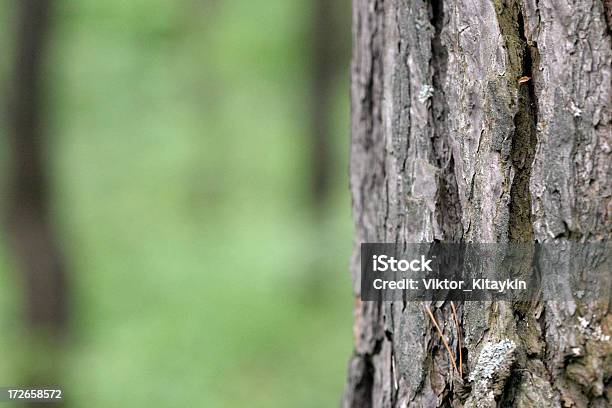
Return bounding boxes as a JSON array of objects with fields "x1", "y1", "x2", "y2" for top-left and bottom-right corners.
[
  {"x1": 469, "y1": 339, "x2": 516, "y2": 383},
  {"x1": 465, "y1": 339, "x2": 516, "y2": 408}
]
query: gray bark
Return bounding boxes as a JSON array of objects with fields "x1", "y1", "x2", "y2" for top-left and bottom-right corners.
[{"x1": 344, "y1": 0, "x2": 611, "y2": 407}]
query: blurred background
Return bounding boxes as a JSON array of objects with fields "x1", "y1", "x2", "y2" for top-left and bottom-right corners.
[{"x1": 0, "y1": 0, "x2": 353, "y2": 406}]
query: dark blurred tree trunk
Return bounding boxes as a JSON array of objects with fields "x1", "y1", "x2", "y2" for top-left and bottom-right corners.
[
  {"x1": 309, "y1": 0, "x2": 347, "y2": 209},
  {"x1": 5, "y1": 0, "x2": 68, "y2": 341},
  {"x1": 344, "y1": 0, "x2": 610, "y2": 407}
]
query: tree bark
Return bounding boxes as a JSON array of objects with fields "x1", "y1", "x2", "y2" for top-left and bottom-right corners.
[{"x1": 344, "y1": 0, "x2": 611, "y2": 407}]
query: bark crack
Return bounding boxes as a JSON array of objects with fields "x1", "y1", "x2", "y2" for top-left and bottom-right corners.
[
  {"x1": 508, "y1": 9, "x2": 539, "y2": 243},
  {"x1": 492, "y1": 0, "x2": 539, "y2": 242}
]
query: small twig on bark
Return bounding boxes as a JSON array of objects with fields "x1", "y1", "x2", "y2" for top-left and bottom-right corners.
[
  {"x1": 424, "y1": 304, "x2": 459, "y2": 374},
  {"x1": 450, "y1": 301, "x2": 463, "y2": 377}
]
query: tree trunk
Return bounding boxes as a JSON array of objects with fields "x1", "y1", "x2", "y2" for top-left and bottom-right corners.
[
  {"x1": 308, "y1": 0, "x2": 350, "y2": 209},
  {"x1": 344, "y1": 0, "x2": 610, "y2": 407},
  {"x1": 309, "y1": 0, "x2": 335, "y2": 208},
  {"x1": 5, "y1": 0, "x2": 68, "y2": 339}
]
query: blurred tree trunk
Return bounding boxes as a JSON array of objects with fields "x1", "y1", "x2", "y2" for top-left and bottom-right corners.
[
  {"x1": 5, "y1": 0, "x2": 68, "y2": 340},
  {"x1": 344, "y1": 0, "x2": 610, "y2": 407},
  {"x1": 309, "y1": 0, "x2": 342, "y2": 209},
  {"x1": 309, "y1": 0, "x2": 350, "y2": 209},
  {"x1": 309, "y1": 0, "x2": 334, "y2": 208}
]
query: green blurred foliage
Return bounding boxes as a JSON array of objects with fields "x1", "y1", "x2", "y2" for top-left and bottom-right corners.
[{"x1": 0, "y1": 0, "x2": 353, "y2": 406}]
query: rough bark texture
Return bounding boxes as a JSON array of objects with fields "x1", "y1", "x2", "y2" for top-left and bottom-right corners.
[{"x1": 344, "y1": 0, "x2": 611, "y2": 407}]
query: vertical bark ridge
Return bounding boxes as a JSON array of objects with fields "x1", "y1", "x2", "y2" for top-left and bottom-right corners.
[
  {"x1": 430, "y1": 0, "x2": 464, "y2": 243},
  {"x1": 345, "y1": 0, "x2": 388, "y2": 406},
  {"x1": 428, "y1": 1, "x2": 468, "y2": 406},
  {"x1": 526, "y1": 0, "x2": 611, "y2": 405}
]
